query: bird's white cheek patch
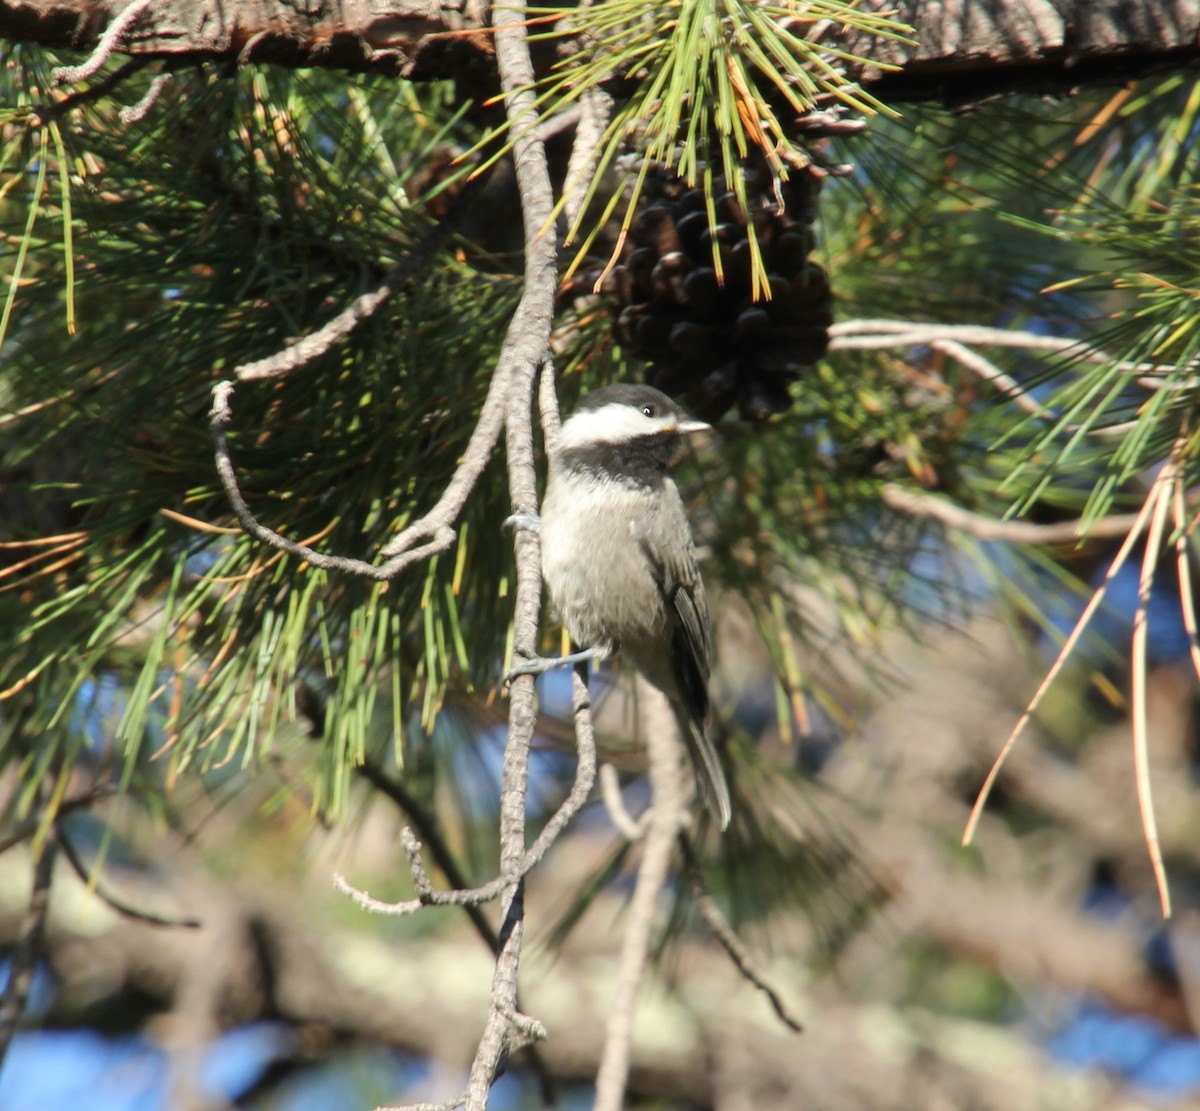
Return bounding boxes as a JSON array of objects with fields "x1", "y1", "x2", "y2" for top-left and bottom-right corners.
[{"x1": 556, "y1": 403, "x2": 678, "y2": 451}]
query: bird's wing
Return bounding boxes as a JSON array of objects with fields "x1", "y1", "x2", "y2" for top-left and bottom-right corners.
[
  {"x1": 667, "y1": 565, "x2": 711, "y2": 694},
  {"x1": 637, "y1": 536, "x2": 712, "y2": 712},
  {"x1": 641, "y1": 536, "x2": 730, "y2": 828}
]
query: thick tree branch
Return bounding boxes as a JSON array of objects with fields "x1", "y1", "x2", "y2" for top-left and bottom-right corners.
[
  {"x1": 9, "y1": 0, "x2": 1199, "y2": 100},
  {"x1": 2, "y1": 0, "x2": 494, "y2": 81},
  {"x1": 849, "y1": 0, "x2": 1200, "y2": 105}
]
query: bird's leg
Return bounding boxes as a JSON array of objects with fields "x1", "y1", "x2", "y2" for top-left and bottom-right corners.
[
  {"x1": 504, "y1": 513, "x2": 542, "y2": 534},
  {"x1": 504, "y1": 646, "x2": 603, "y2": 686}
]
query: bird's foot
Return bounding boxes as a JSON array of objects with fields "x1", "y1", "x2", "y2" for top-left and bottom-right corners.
[
  {"x1": 504, "y1": 513, "x2": 542, "y2": 534},
  {"x1": 503, "y1": 647, "x2": 602, "y2": 687}
]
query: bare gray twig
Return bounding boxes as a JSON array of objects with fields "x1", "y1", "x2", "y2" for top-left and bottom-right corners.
[
  {"x1": 828, "y1": 319, "x2": 1191, "y2": 437},
  {"x1": 119, "y1": 70, "x2": 172, "y2": 123},
  {"x1": 32, "y1": 58, "x2": 148, "y2": 124},
  {"x1": 356, "y1": 762, "x2": 557, "y2": 1106},
  {"x1": 52, "y1": 0, "x2": 156, "y2": 85},
  {"x1": 231, "y1": 218, "x2": 455, "y2": 386},
  {"x1": 881, "y1": 485, "x2": 1144, "y2": 544},
  {"x1": 210, "y1": 373, "x2": 469, "y2": 580},
  {"x1": 562, "y1": 85, "x2": 614, "y2": 234},
  {"x1": 600, "y1": 763, "x2": 646, "y2": 841},
  {"x1": 209, "y1": 196, "x2": 494, "y2": 580},
  {"x1": 463, "y1": 0, "x2": 561, "y2": 1099},
  {"x1": 356, "y1": 763, "x2": 501, "y2": 947},
  {"x1": 334, "y1": 701, "x2": 597, "y2": 918},
  {"x1": 527, "y1": 665, "x2": 598, "y2": 852}
]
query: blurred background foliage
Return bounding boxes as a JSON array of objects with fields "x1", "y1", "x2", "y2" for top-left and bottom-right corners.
[{"x1": 2, "y1": 24, "x2": 1200, "y2": 1110}]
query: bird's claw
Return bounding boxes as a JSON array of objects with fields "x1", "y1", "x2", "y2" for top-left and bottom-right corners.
[
  {"x1": 503, "y1": 656, "x2": 555, "y2": 686},
  {"x1": 502, "y1": 647, "x2": 602, "y2": 689},
  {"x1": 504, "y1": 513, "x2": 542, "y2": 534}
]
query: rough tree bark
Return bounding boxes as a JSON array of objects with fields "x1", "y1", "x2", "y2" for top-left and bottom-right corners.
[{"x1": 2, "y1": 0, "x2": 1198, "y2": 102}]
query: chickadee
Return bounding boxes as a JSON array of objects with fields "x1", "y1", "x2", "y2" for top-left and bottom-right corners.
[{"x1": 534, "y1": 384, "x2": 732, "y2": 830}]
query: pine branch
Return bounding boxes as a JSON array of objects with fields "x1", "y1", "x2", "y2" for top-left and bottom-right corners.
[{"x1": 0, "y1": 830, "x2": 56, "y2": 1068}]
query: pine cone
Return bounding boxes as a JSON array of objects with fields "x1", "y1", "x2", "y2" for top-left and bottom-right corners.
[{"x1": 601, "y1": 161, "x2": 833, "y2": 422}]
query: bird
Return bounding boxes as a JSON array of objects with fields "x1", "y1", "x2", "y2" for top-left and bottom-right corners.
[{"x1": 517, "y1": 383, "x2": 732, "y2": 830}]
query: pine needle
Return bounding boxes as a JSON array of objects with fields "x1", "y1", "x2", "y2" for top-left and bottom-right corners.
[
  {"x1": 962, "y1": 475, "x2": 1162, "y2": 846},
  {"x1": 1130, "y1": 457, "x2": 1176, "y2": 917}
]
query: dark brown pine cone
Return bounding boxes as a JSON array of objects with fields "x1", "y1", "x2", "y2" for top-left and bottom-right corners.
[{"x1": 599, "y1": 158, "x2": 834, "y2": 422}]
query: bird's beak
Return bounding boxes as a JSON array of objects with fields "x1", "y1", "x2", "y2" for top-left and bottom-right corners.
[{"x1": 674, "y1": 419, "x2": 711, "y2": 436}]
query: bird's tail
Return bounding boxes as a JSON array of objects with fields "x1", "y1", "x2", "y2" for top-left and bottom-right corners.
[{"x1": 676, "y1": 708, "x2": 732, "y2": 831}]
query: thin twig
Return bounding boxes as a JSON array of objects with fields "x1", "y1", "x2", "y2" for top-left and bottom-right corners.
[
  {"x1": 594, "y1": 691, "x2": 688, "y2": 1111},
  {"x1": 558, "y1": 0, "x2": 608, "y2": 237},
  {"x1": 335, "y1": 697, "x2": 597, "y2": 917},
  {"x1": 679, "y1": 833, "x2": 804, "y2": 1033},
  {"x1": 356, "y1": 763, "x2": 557, "y2": 1105},
  {"x1": 930, "y1": 337, "x2": 1052, "y2": 421},
  {"x1": 232, "y1": 219, "x2": 455, "y2": 385},
  {"x1": 830, "y1": 320, "x2": 1105, "y2": 363},
  {"x1": 828, "y1": 320, "x2": 1190, "y2": 435},
  {"x1": 211, "y1": 379, "x2": 457, "y2": 580},
  {"x1": 831, "y1": 319, "x2": 1199, "y2": 381},
  {"x1": 0, "y1": 831, "x2": 57, "y2": 1068},
  {"x1": 933, "y1": 337, "x2": 1136, "y2": 439},
  {"x1": 600, "y1": 763, "x2": 645, "y2": 841},
  {"x1": 31, "y1": 58, "x2": 148, "y2": 125},
  {"x1": 526, "y1": 665, "x2": 598, "y2": 854},
  {"x1": 209, "y1": 201, "x2": 498, "y2": 580},
  {"x1": 119, "y1": 71, "x2": 173, "y2": 123},
  {"x1": 356, "y1": 764, "x2": 501, "y2": 946},
  {"x1": 0, "y1": 786, "x2": 116, "y2": 855},
  {"x1": 52, "y1": 0, "x2": 156, "y2": 86},
  {"x1": 881, "y1": 485, "x2": 1143, "y2": 544},
  {"x1": 54, "y1": 823, "x2": 202, "y2": 929},
  {"x1": 562, "y1": 84, "x2": 614, "y2": 234}
]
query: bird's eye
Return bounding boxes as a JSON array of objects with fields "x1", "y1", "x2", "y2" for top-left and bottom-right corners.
[{"x1": 641, "y1": 404, "x2": 656, "y2": 417}]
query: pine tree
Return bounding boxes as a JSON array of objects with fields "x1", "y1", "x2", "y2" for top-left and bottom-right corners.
[{"x1": 2, "y1": 4, "x2": 1200, "y2": 1108}]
